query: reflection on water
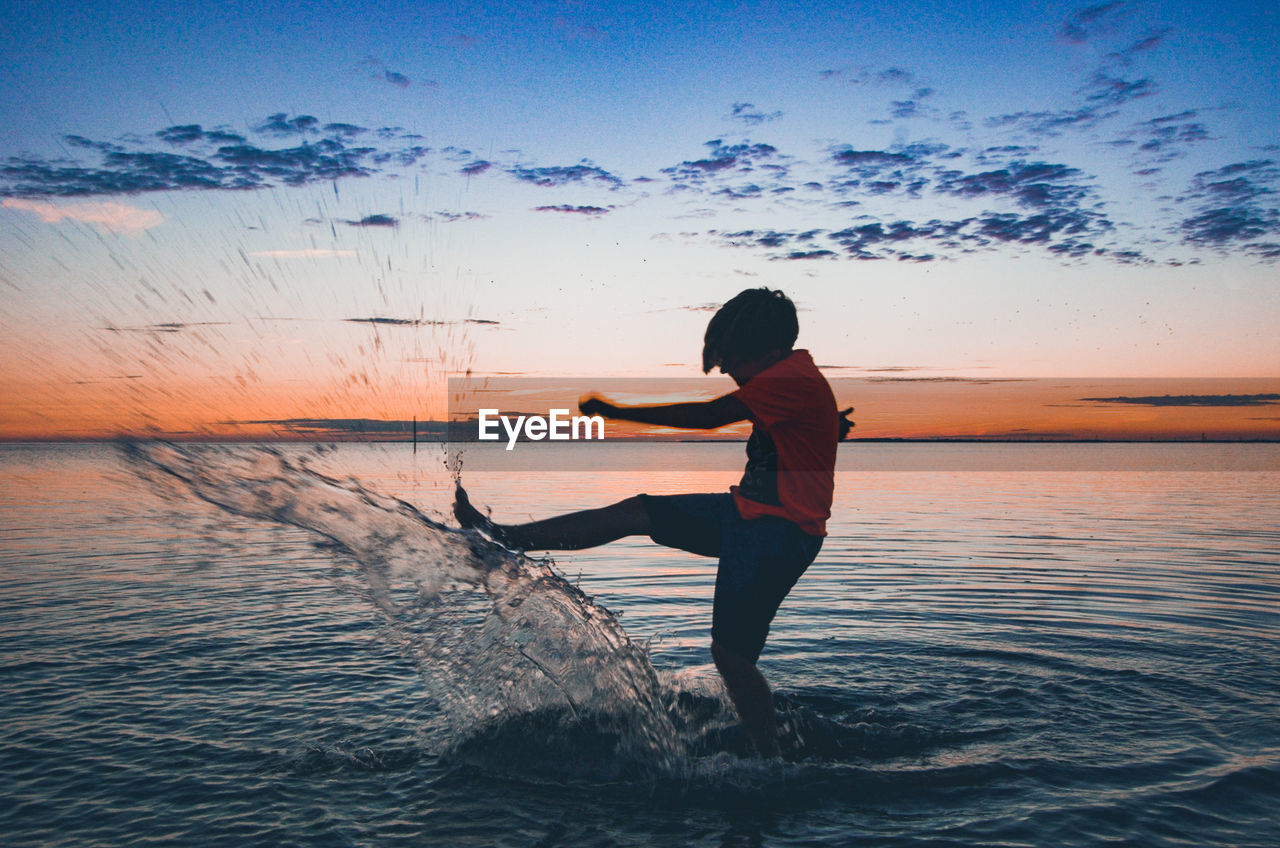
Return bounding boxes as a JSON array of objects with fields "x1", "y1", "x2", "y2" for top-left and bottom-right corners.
[{"x1": 0, "y1": 441, "x2": 1277, "y2": 847}]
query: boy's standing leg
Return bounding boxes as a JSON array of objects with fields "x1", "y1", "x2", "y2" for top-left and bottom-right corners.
[{"x1": 712, "y1": 641, "x2": 781, "y2": 757}]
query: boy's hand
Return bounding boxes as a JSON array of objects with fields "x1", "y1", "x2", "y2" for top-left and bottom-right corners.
[
  {"x1": 838, "y1": 406, "x2": 855, "y2": 440},
  {"x1": 579, "y1": 396, "x2": 617, "y2": 418}
]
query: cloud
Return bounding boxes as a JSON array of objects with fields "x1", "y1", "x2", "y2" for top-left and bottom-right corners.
[
  {"x1": 1083, "y1": 394, "x2": 1280, "y2": 407},
  {"x1": 345, "y1": 317, "x2": 500, "y2": 327},
  {"x1": 1081, "y1": 71, "x2": 1157, "y2": 107},
  {"x1": 509, "y1": 160, "x2": 624, "y2": 189},
  {"x1": 1178, "y1": 160, "x2": 1280, "y2": 252},
  {"x1": 460, "y1": 160, "x2": 492, "y2": 176},
  {"x1": 1113, "y1": 112, "x2": 1210, "y2": 161},
  {"x1": 827, "y1": 142, "x2": 948, "y2": 198},
  {"x1": 662, "y1": 140, "x2": 780, "y2": 184},
  {"x1": 100, "y1": 322, "x2": 230, "y2": 333},
  {"x1": 157, "y1": 124, "x2": 246, "y2": 145},
  {"x1": 341, "y1": 214, "x2": 398, "y2": 227},
  {"x1": 729, "y1": 102, "x2": 783, "y2": 125},
  {"x1": 984, "y1": 106, "x2": 1113, "y2": 137},
  {"x1": 820, "y1": 66, "x2": 918, "y2": 87},
  {"x1": 256, "y1": 113, "x2": 320, "y2": 136},
  {"x1": 1059, "y1": 2, "x2": 1129, "y2": 44},
  {"x1": 248, "y1": 249, "x2": 356, "y2": 258},
  {"x1": 2, "y1": 197, "x2": 164, "y2": 235},
  {"x1": 710, "y1": 204, "x2": 1119, "y2": 263},
  {"x1": 359, "y1": 57, "x2": 434, "y2": 89},
  {"x1": 431, "y1": 210, "x2": 488, "y2": 222},
  {"x1": 0, "y1": 116, "x2": 429, "y2": 198},
  {"x1": 532, "y1": 204, "x2": 613, "y2": 215},
  {"x1": 322, "y1": 122, "x2": 367, "y2": 138},
  {"x1": 934, "y1": 161, "x2": 1091, "y2": 208}
]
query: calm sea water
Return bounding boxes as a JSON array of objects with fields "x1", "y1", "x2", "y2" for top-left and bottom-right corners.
[{"x1": 1, "y1": 441, "x2": 1278, "y2": 847}]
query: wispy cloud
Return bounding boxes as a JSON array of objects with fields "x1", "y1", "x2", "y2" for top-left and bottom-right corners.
[
  {"x1": 359, "y1": 57, "x2": 436, "y2": 90},
  {"x1": 431, "y1": 210, "x2": 488, "y2": 222},
  {"x1": 3, "y1": 197, "x2": 164, "y2": 235},
  {"x1": 345, "y1": 317, "x2": 500, "y2": 327},
  {"x1": 100, "y1": 322, "x2": 229, "y2": 333},
  {"x1": 532, "y1": 204, "x2": 613, "y2": 215},
  {"x1": 1059, "y1": 2, "x2": 1129, "y2": 44},
  {"x1": 508, "y1": 161, "x2": 624, "y2": 189},
  {"x1": 729, "y1": 102, "x2": 783, "y2": 126}
]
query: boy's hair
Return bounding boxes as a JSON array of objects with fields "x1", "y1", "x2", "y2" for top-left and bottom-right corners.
[{"x1": 702, "y1": 288, "x2": 799, "y2": 373}]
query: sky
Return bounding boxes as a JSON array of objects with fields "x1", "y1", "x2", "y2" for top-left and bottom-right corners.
[{"x1": 1, "y1": 0, "x2": 1278, "y2": 439}]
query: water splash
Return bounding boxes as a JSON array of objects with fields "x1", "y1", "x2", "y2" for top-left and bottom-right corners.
[{"x1": 123, "y1": 441, "x2": 685, "y2": 777}]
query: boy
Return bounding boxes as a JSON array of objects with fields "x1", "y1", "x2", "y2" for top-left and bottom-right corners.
[{"x1": 454, "y1": 288, "x2": 849, "y2": 757}]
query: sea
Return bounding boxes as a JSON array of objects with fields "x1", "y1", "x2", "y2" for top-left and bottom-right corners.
[{"x1": 1, "y1": 440, "x2": 1277, "y2": 847}]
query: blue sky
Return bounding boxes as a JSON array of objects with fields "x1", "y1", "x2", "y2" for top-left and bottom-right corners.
[{"x1": 1, "y1": 0, "x2": 1277, "y2": 434}]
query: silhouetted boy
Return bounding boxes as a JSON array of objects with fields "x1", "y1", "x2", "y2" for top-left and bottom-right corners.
[{"x1": 455, "y1": 287, "x2": 849, "y2": 757}]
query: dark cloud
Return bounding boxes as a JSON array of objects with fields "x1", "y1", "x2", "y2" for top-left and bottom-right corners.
[
  {"x1": 729, "y1": 102, "x2": 782, "y2": 125},
  {"x1": 322, "y1": 122, "x2": 367, "y2": 138},
  {"x1": 970, "y1": 208, "x2": 1111, "y2": 249},
  {"x1": 1083, "y1": 394, "x2": 1280, "y2": 407},
  {"x1": 341, "y1": 214, "x2": 398, "y2": 227},
  {"x1": 532, "y1": 204, "x2": 613, "y2": 215},
  {"x1": 1179, "y1": 160, "x2": 1280, "y2": 251},
  {"x1": 1081, "y1": 72, "x2": 1157, "y2": 107},
  {"x1": 0, "y1": 116, "x2": 432, "y2": 198},
  {"x1": 778, "y1": 249, "x2": 838, "y2": 260},
  {"x1": 827, "y1": 218, "x2": 968, "y2": 259},
  {"x1": 935, "y1": 161, "x2": 1090, "y2": 208},
  {"x1": 509, "y1": 161, "x2": 623, "y2": 189},
  {"x1": 710, "y1": 203, "x2": 1119, "y2": 263},
  {"x1": 384, "y1": 70, "x2": 411, "y2": 88},
  {"x1": 662, "y1": 140, "x2": 780, "y2": 183},
  {"x1": 1117, "y1": 112, "x2": 1210, "y2": 159},
  {"x1": 256, "y1": 113, "x2": 319, "y2": 136},
  {"x1": 460, "y1": 160, "x2": 492, "y2": 176},
  {"x1": 1181, "y1": 207, "x2": 1280, "y2": 247},
  {"x1": 157, "y1": 124, "x2": 247, "y2": 146}
]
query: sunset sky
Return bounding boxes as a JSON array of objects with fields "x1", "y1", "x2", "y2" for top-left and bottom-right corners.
[{"x1": 1, "y1": 0, "x2": 1277, "y2": 440}]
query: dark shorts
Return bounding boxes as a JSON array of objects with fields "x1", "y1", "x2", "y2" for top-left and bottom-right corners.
[{"x1": 638, "y1": 493, "x2": 823, "y2": 664}]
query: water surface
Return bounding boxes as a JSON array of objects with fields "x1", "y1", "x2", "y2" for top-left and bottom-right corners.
[{"x1": 1, "y1": 442, "x2": 1277, "y2": 846}]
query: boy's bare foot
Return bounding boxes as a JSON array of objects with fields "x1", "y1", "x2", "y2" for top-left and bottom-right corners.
[{"x1": 453, "y1": 484, "x2": 491, "y2": 531}]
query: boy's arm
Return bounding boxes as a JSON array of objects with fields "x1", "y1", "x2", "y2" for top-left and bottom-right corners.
[{"x1": 579, "y1": 394, "x2": 750, "y2": 430}]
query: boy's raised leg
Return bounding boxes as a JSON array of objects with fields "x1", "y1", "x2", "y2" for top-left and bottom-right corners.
[{"x1": 454, "y1": 485, "x2": 651, "y2": 551}]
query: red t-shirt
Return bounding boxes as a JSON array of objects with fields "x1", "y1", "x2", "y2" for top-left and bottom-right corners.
[{"x1": 729, "y1": 349, "x2": 838, "y2": 536}]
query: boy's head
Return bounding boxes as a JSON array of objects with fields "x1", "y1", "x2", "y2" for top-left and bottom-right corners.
[{"x1": 702, "y1": 287, "x2": 798, "y2": 375}]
